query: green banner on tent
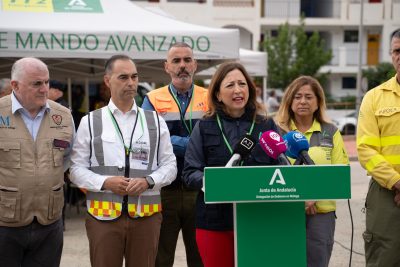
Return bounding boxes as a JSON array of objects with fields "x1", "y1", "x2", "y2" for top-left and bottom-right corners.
[
  {"x1": 0, "y1": 31, "x2": 211, "y2": 53},
  {"x1": 2, "y1": 0, "x2": 103, "y2": 13}
]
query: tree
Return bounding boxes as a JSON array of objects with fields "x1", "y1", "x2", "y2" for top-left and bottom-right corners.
[
  {"x1": 362, "y1": 62, "x2": 396, "y2": 91},
  {"x1": 264, "y1": 19, "x2": 332, "y2": 90}
]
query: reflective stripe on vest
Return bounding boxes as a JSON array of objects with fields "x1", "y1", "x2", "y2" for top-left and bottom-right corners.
[
  {"x1": 128, "y1": 194, "x2": 162, "y2": 217},
  {"x1": 161, "y1": 110, "x2": 205, "y2": 121},
  {"x1": 86, "y1": 108, "x2": 161, "y2": 220},
  {"x1": 87, "y1": 192, "x2": 124, "y2": 220}
]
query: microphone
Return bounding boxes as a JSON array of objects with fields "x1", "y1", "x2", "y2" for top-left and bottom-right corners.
[
  {"x1": 259, "y1": 130, "x2": 291, "y2": 165},
  {"x1": 283, "y1": 131, "x2": 315, "y2": 165},
  {"x1": 284, "y1": 147, "x2": 303, "y2": 165},
  {"x1": 225, "y1": 134, "x2": 256, "y2": 167}
]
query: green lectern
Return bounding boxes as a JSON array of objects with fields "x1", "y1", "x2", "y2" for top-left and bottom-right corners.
[{"x1": 204, "y1": 165, "x2": 351, "y2": 267}]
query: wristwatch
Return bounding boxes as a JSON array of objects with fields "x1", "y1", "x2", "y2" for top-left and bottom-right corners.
[{"x1": 145, "y1": 176, "x2": 155, "y2": 189}]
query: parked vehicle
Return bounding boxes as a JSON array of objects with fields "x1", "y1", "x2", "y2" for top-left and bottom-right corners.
[{"x1": 331, "y1": 111, "x2": 358, "y2": 135}]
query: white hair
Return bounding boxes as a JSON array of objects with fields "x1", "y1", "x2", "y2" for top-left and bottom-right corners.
[{"x1": 11, "y1": 57, "x2": 48, "y2": 81}]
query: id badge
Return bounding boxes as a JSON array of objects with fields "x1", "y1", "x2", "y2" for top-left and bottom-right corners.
[{"x1": 131, "y1": 147, "x2": 149, "y2": 162}]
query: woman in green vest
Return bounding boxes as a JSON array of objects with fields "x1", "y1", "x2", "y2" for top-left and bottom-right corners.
[{"x1": 275, "y1": 75, "x2": 349, "y2": 267}]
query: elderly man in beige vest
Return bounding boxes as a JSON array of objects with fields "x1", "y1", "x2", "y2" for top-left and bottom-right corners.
[{"x1": 0, "y1": 57, "x2": 74, "y2": 267}]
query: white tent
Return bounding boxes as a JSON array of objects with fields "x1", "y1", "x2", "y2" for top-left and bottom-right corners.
[
  {"x1": 0, "y1": 0, "x2": 239, "y2": 83},
  {"x1": 197, "y1": 48, "x2": 267, "y2": 78}
]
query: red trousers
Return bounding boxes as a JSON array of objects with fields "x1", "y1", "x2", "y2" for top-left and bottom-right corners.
[{"x1": 196, "y1": 229, "x2": 234, "y2": 267}]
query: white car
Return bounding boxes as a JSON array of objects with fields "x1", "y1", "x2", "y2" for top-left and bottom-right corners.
[{"x1": 331, "y1": 111, "x2": 358, "y2": 135}]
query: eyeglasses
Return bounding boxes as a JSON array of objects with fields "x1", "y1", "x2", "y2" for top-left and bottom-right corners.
[{"x1": 390, "y1": 48, "x2": 400, "y2": 56}]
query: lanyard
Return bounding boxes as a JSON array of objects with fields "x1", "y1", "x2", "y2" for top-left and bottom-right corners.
[
  {"x1": 107, "y1": 107, "x2": 143, "y2": 156},
  {"x1": 169, "y1": 85, "x2": 194, "y2": 134},
  {"x1": 216, "y1": 113, "x2": 255, "y2": 155}
]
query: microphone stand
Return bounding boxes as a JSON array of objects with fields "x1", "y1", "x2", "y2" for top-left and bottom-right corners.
[{"x1": 293, "y1": 157, "x2": 304, "y2": 165}]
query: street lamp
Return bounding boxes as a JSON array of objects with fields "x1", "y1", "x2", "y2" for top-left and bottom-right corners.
[{"x1": 356, "y1": 0, "x2": 364, "y2": 115}]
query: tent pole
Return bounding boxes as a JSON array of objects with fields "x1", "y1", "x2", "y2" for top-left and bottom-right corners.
[
  {"x1": 85, "y1": 78, "x2": 90, "y2": 112},
  {"x1": 67, "y1": 78, "x2": 72, "y2": 109},
  {"x1": 263, "y1": 77, "x2": 267, "y2": 104}
]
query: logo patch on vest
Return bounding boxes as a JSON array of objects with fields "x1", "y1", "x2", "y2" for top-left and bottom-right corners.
[
  {"x1": 0, "y1": 115, "x2": 14, "y2": 129},
  {"x1": 52, "y1": 114, "x2": 63, "y2": 125},
  {"x1": 376, "y1": 107, "x2": 400, "y2": 117},
  {"x1": 196, "y1": 102, "x2": 205, "y2": 108}
]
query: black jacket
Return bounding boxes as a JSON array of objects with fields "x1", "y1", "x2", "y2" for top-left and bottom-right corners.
[{"x1": 183, "y1": 110, "x2": 278, "y2": 231}]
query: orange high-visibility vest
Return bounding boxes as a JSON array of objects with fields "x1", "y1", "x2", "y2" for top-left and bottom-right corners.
[{"x1": 146, "y1": 85, "x2": 208, "y2": 123}]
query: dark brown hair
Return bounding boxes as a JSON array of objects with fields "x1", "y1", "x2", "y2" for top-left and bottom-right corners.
[
  {"x1": 205, "y1": 61, "x2": 266, "y2": 119},
  {"x1": 105, "y1": 54, "x2": 134, "y2": 74}
]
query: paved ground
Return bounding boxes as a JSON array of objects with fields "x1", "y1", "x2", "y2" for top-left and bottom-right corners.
[{"x1": 61, "y1": 136, "x2": 368, "y2": 267}]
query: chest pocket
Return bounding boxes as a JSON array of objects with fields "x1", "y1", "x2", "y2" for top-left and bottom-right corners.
[
  {"x1": 0, "y1": 141, "x2": 21, "y2": 169},
  {"x1": 52, "y1": 144, "x2": 65, "y2": 167},
  {"x1": 154, "y1": 96, "x2": 173, "y2": 114},
  {"x1": 310, "y1": 131, "x2": 333, "y2": 164},
  {"x1": 96, "y1": 132, "x2": 117, "y2": 166},
  {"x1": 203, "y1": 128, "x2": 226, "y2": 166},
  {"x1": 376, "y1": 107, "x2": 400, "y2": 132}
]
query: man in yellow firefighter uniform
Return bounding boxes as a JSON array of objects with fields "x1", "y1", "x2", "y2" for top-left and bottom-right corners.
[
  {"x1": 0, "y1": 57, "x2": 74, "y2": 267},
  {"x1": 357, "y1": 29, "x2": 400, "y2": 266},
  {"x1": 70, "y1": 55, "x2": 177, "y2": 267},
  {"x1": 142, "y1": 42, "x2": 207, "y2": 267}
]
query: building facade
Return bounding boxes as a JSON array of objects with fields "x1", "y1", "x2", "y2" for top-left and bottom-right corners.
[{"x1": 132, "y1": 0, "x2": 400, "y2": 97}]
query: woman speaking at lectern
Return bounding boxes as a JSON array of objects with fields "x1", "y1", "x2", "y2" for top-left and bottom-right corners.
[{"x1": 183, "y1": 62, "x2": 278, "y2": 267}]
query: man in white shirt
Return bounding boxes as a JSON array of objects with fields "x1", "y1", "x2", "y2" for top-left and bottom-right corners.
[{"x1": 70, "y1": 55, "x2": 177, "y2": 267}]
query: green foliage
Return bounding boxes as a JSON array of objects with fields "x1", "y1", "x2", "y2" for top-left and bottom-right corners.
[
  {"x1": 264, "y1": 19, "x2": 332, "y2": 90},
  {"x1": 194, "y1": 79, "x2": 205, "y2": 87},
  {"x1": 362, "y1": 62, "x2": 396, "y2": 90}
]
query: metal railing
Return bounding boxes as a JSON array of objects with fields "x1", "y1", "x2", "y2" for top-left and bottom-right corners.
[
  {"x1": 262, "y1": 0, "x2": 341, "y2": 18},
  {"x1": 213, "y1": 0, "x2": 254, "y2": 7},
  {"x1": 328, "y1": 47, "x2": 380, "y2": 66}
]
